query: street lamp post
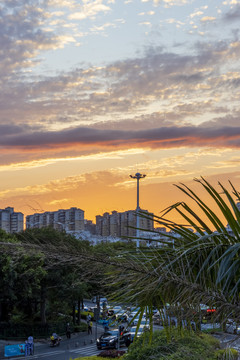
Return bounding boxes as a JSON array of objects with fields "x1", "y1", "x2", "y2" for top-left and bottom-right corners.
[{"x1": 129, "y1": 172, "x2": 146, "y2": 247}]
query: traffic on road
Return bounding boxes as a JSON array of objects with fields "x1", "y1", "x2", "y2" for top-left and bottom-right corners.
[{"x1": 1, "y1": 297, "x2": 233, "y2": 360}]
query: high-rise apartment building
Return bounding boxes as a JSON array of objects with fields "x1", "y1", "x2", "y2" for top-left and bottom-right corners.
[
  {"x1": 26, "y1": 207, "x2": 84, "y2": 232},
  {"x1": 96, "y1": 209, "x2": 154, "y2": 238},
  {"x1": 84, "y1": 220, "x2": 96, "y2": 234},
  {"x1": 0, "y1": 207, "x2": 24, "y2": 233}
]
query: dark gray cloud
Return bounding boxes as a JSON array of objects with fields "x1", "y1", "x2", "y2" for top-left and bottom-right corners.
[
  {"x1": 200, "y1": 112, "x2": 240, "y2": 129},
  {"x1": 0, "y1": 123, "x2": 42, "y2": 135},
  {"x1": 1, "y1": 124, "x2": 240, "y2": 150}
]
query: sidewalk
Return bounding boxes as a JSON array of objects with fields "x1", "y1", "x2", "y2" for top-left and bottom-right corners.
[{"x1": 0, "y1": 322, "x2": 104, "y2": 359}]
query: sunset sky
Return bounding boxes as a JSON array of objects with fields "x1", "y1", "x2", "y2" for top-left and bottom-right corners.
[{"x1": 1, "y1": 0, "x2": 240, "y2": 226}]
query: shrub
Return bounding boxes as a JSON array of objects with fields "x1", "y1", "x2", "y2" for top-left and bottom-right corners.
[
  {"x1": 80, "y1": 311, "x2": 94, "y2": 320},
  {"x1": 70, "y1": 357, "x2": 115, "y2": 360},
  {"x1": 202, "y1": 328, "x2": 223, "y2": 335},
  {"x1": 124, "y1": 329, "x2": 220, "y2": 360},
  {"x1": 98, "y1": 349, "x2": 126, "y2": 358},
  {"x1": 73, "y1": 323, "x2": 88, "y2": 332},
  {"x1": 214, "y1": 348, "x2": 238, "y2": 360}
]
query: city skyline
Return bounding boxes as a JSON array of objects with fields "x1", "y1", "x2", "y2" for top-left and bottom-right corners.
[{"x1": 1, "y1": 1, "x2": 240, "y2": 225}]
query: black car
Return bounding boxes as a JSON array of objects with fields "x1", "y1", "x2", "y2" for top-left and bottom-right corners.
[{"x1": 96, "y1": 329, "x2": 130, "y2": 350}]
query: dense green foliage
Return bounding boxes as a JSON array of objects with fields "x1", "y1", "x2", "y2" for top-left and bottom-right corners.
[
  {"x1": 0, "y1": 226, "x2": 137, "y2": 337},
  {"x1": 215, "y1": 349, "x2": 238, "y2": 360},
  {"x1": 73, "y1": 323, "x2": 88, "y2": 332},
  {"x1": 98, "y1": 349, "x2": 126, "y2": 358},
  {"x1": 124, "y1": 329, "x2": 220, "y2": 360},
  {"x1": 72, "y1": 357, "x2": 114, "y2": 360},
  {"x1": 0, "y1": 227, "x2": 94, "y2": 333},
  {"x1": 72, "y1": 334, "x2": 237, "y2": 360}
]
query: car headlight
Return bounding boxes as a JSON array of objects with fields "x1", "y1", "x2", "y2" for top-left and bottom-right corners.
[
  {"x1": 109, "y1": 339, "x2": 115, "y2": 343},
  {"x1": 96, "y1": 339, "x2": 100, "y2": 343}
]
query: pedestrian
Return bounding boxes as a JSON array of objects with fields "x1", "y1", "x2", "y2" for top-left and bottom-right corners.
[
  {"x1": 88, "y1": 320, "x2": 93, "y2": 335},
  {"x1": 66, "y1": 323, "x2": 71, "y2": 339},
  {"x1": 87, "y1": 313, "x2": 91, "y2": 324},
  {"x1": 25, "y1": 341, "x2": 30, "y2": 356},
  {"x1": 26, "y1": 336, "x2": 34, "y2": 355}
]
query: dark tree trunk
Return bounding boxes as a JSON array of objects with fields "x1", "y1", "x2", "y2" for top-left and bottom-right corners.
[
  {"x1": 0, "y1": 302, "x2": 9, "y2": 322},
  {"x1": 96, "y1": 295, "x2": 100, "y2": 309},
  {"x1": 26, "y1": 298, "x2": 33, "y2": 319},
  {"x1": 0, "y1": 302, "x2": 3, "y2": 322},
  {"x1": 40, "y1": 283, "x2": 47, "y2": 325},
  {"x1": 72, "y1": 303, "x2": 76, "y2": 325},
  {"x1": 34, "y1": 299, "x2": 38, "y2": 313},
  {"x1": 77, "y1": 299, "x2": 81, "y2": 324}
]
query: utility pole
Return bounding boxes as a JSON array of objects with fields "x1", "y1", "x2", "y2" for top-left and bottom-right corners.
[{"x1": 129, "y1": 172, "x2": 146, "y2": 247}]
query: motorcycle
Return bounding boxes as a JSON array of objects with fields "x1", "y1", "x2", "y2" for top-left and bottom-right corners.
[{"x1": 50, "y1": 334, "x2": 62, "y2": 347}]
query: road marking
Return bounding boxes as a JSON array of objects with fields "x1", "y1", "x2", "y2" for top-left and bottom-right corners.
[
  {"x1": 70, "y1": 344, "x2": 128, "y2": 356},
  {"x1": 24, "y1": 350, "x2": 65, "y2": 359},
  {"x1": 36, "y1": 351, "x2": 65, "y2": 356},
  {"x1": 69, "y1": 344, "x2": 99, "y2": 355}
]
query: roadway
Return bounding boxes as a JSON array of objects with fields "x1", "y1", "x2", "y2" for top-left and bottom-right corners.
[
  {"x1": 0, "y1": 322, "x2": 106, "y2": 360},
  {"x1": 1, "y1": 322, "x2": 236, "y2": 360},
  {"x1": 0, "y1": 298, "x2": 224, "y2": 360},
  {"x1": 0, "y1": 323, "x2": 162, "y2": 360}
]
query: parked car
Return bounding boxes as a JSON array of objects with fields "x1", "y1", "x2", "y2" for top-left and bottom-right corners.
[
  {"x1": 128, "y1": 324, "x2": 150, "y2": 342},
  {"x1": 116, "y1": 310, "x2": 128, "y2": 323},
  {"x1": 129, "y1": 312, "x2": 147, "y2": 326},
  {"x1": 133, "y1": 319, "x2": 150, "y2": 327},
  {"x1": 128, "y1": 311, "x2": 139, "y2": 322},
  {"x1": 132, "y1": 316, "x2": 141, "y2": 326},
  {"x1": 107, "y1": 305, "x2": 122, "y2": 317},
  {"x1": 89, "y1": 305, "x2": 104, "y2": 316},
  {"x1": 226, "y1": 320, "x2": 240, "y2": 334},
  {"x1": 82, "y1": 303, "x2": 89, "y2": 312},
  {"x1": 153, "y1": 312, "x2": 163, "y2": 325},
  {"x1": 200, "y1": 304, "x2": 217, "y2": 322},
  {"x1": 96, "y1": 328, "x2": 130, "y2": 350}
]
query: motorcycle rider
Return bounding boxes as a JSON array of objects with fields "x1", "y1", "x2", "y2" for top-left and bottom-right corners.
[{"x1": 50, "y1": 332, "x2": 61, "y2": 346}]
